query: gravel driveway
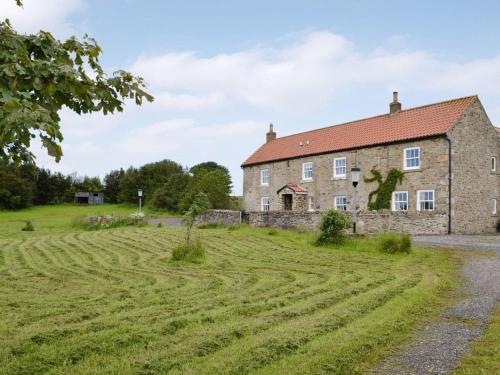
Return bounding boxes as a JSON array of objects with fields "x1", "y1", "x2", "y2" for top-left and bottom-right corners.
[
  {"x1": 413, "y1": 234, "x2": 500, "y2": 255},
  {"x1": 374, "y1": 235, "x2": 500, "y2": 374}
]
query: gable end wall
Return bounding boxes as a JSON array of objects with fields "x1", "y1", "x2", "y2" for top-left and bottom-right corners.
[{"x1": 448, "y1": 98, "x2": 499, "y2": 233}]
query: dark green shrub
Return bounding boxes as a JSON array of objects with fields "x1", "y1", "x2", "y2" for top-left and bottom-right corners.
[
  {"x1": 156, "y1": 222, "x2": 163, "y2": 228},
  {"x1": 315, "y1": 209, "x2": 352, "y2": 245},
  {"x1": 21, "y1": 220, "x2": 35, "y2": 231},
  {"x1": 136, "y1": 220, "x2": 148, "y2": 228},
  {"x1": 171, "y1": 238, "x2": 205, "y2": 263},
  {"x1": 198, "y1": 223, "x2": 223, "y2": 229},
  {"x1": 267, "y1": 228, "x2": 278, "y2": 236},
  {"x1": 227, "y1": 224, "x2": 244, "y2": 231},
  {"x1": 294, "y1": 226, "x2": 310, "y2": 235},
  {"x1": 377, "y1": 232, "x2": 412, "y2": 254}
]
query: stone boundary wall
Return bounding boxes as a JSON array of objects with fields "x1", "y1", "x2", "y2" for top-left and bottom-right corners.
[
  {"x1": 357, "y1": 211, "x2": 448, "y2": 235},
  {"x1": 195, "y1": 209, "x2": 242, "y2": 226},
  {"x1": 249, "y1": 211, "x2": 321, "y2": 230},
  {"x1": 248, "y1": 210, "x2": 449, "y2": 235}
]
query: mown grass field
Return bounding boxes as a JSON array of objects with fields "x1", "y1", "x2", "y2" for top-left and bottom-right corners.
[
  {"x1": 0, "y1": 204, "x2": 177, "y2": 238},
  {"x1": 0, "y1": 205, "x2": 460, "y2": 374}
]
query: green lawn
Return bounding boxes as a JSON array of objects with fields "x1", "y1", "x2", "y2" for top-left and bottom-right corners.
[
  {"x1": 0, "y1": 204, "x2": 177, "y2": 238},
  {"x1": 453, "y1": 306, "x2": 500, "y2": 375},
  {"x1": 0, "y1": 205, "x2": 461, "y2": 374}
]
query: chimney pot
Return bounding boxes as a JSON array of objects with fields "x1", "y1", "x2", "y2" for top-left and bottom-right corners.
[
  {"x1": 390, "y1": 91, "x2": 402, "y2": 114},
  {"x1": 266, "y1": 123, "x2": 276, "y2": 143}
]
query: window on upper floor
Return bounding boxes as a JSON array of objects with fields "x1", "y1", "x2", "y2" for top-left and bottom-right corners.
[
  {"x1": 333, "y1": 157, "x2": 346, "y2": 179},
  {"x1": 260, "y1": 169, "x2": 269, "y2": 185},
  {"x1": 261, "y1": 197, "x2": 270, "y2": 211},
  {"x1": 492, "y1": 157, "x2": 497, "y2": 172},
  {"x1": 334, "y1": 196, "x2": 347, "y2": 211},
  {"x1": 404, "y1": 147, "x2": 420, "y2": 170},
  {"x1": 308, "y1": 196, "x2": 315, "y2": 212},
  {"x1": 417, "y1": 190, "x2": 434, "y2": 211},
  {"x1": 492, "y1": 199, "x2": 497, "y2": 216},
  {"x1": 392, "y1": 191, "x2": 408, "y2": 211},
  {"x1": 302, "y1": 162, "x2": 313, "y2": 181}
]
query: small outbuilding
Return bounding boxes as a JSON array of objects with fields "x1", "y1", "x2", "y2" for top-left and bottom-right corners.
[{"x1": 74, "y1": 192, "x2": 104, "y2": 205}]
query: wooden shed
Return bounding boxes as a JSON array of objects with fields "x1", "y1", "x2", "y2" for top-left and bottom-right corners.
[{"x1": 74, "y1": 192, "x2": 104, "y2": 205}]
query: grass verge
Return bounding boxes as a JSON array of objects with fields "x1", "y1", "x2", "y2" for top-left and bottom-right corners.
[{"x1": 452, "y1": 306, "x2": 500, "y2": 374}]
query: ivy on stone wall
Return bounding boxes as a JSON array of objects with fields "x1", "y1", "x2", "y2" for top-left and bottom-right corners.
[{"x1": 364, "y1": 168, "x2": 405, "y2": 211}]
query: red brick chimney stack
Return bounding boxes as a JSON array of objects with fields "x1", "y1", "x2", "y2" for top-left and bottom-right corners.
[
  {"x1": 390, "y1": 91, "x2": 402, "y2": 114},
  {"x1": 266, "y1": 123, "x2": 277, "y2": 143}
]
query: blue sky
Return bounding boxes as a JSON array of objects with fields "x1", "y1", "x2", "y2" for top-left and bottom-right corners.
[{"x1": 2, "y1": 0, "x2": 500, "y2": 194}]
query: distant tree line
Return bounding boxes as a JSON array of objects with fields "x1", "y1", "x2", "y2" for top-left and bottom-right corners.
[{"x1": 0, "y1": 159, "x2": 233, "y2": 212}]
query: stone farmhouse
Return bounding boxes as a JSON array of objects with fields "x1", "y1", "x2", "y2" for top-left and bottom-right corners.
[{"x1": 242, "y1": 93, "x2": 499, "y2": 234}]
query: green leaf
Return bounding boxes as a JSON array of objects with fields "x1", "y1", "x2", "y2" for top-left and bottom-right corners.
[{"x1": 0, "y1": 12, "x2": 154, "y2": 164}]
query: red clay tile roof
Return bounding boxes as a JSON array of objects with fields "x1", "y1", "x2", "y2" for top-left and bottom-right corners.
[
  {"x1": 242, "y1": 96, "x2": 477, "y2": 167},
  {"x1": 277, "y1": 183, "x2": 308, "y2": 194}
]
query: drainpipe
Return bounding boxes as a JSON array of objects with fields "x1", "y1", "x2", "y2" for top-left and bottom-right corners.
[{"x1": 446, "y1": 136, "x2": 452, "y2": 235}]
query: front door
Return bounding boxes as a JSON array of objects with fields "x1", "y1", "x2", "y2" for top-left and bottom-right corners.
[{"x1": 283, "y1": 194, "x2": 293, "y2": 210}]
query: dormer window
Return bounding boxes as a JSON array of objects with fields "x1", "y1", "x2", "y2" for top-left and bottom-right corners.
[{"x1": 404, "y1": 147, "x2": 420, "y2": 170}]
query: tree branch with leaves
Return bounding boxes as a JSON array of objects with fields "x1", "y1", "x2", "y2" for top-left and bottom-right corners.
[{"x1": 0, "y1": 1, "x2": 153, "y2": 163}]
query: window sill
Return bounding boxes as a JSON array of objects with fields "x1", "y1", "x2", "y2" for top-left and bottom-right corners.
[
  {"x1": 331, "y1": 176, "x2": 347, "y2": 180},
  {"x1": 260, "y1": 184, "x2": 269, "y2": 187},
  {"x1": 404, "y1": 167, "x2": 421, "y2": 172},
  {"x1": 301, "y1": 179, "x2": 313, "y2": 183}
]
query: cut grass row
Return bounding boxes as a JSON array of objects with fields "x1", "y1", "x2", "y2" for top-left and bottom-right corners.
[{"x1": 0, "y1": 223, "x2": 460, "y2": 374}]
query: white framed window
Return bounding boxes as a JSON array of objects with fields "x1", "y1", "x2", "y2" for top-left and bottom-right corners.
[
  {"x1": 302, "y1": 162, "x2": 313, "y2": 181},
  {"x1": 334, "y1": 196, "x2": 347, "y2": 211},
  {"x1": 417, "y1": 190, "x2": 434, "y2": 211},
  {"x1": 492, "y1": 157, "x2": 497, "y2": 172},
  {"x1": 392, "y1": 191, "x2": 408, "y2": 211},
  {"x1": 333, "y1": 157, "x2": 347, "y2": 179},
  {"x1": 261, "y1": 197, "x2": 270, "y2": 211},
  {"x1": 492, "y1": 199, "x2": 497, "y2": 215},
  {"x1": 404, "y1": 147, "x2": 420, "y2": 170},
  {"x1": 308, "y1": 196, "x2": 315, "y2": 212},
  {"x1": 260, "y1": 169, "x2": 269, "y2": 185}
]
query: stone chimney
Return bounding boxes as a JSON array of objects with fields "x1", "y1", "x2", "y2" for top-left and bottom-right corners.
[
  {"x1": 389, "y1": 91, "x2": 402, "y2": 114},
  {"x1": 266, "y1": 123, "x2": 276, "y2": 143}
]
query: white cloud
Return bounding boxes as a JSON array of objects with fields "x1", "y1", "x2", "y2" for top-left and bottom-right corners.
[
  {"x1": 0, "y1": 0, "x2": 82, "y2": 37},
  {"x1": 131, "y1": 31, "x2": 500, "y2": 113},
  {"x1": 154, "y1": 92, "x2": 228, "y2": 111},
  {"x1": 111, "y1": 119, "x2": 263, "y2": 164}
]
